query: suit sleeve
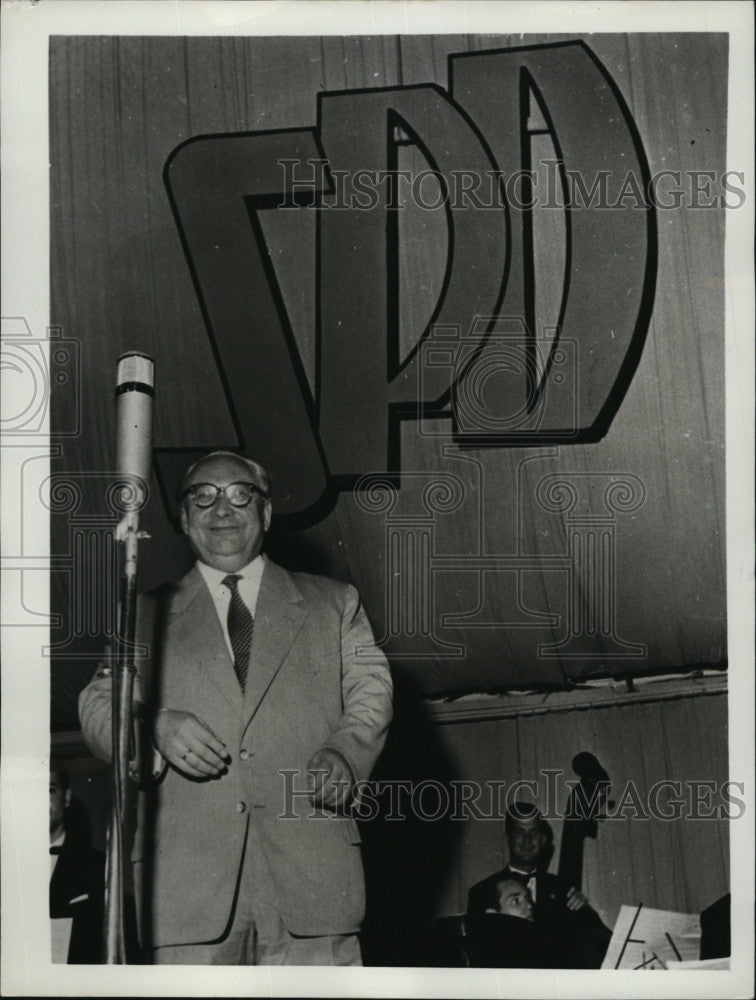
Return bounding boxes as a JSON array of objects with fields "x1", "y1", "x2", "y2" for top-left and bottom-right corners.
[
  {"x1": 79, "y1": 664, "x2": 168, "y2": 784},
  {"x1": 78, "y1": 661, "x2": 117, "y2": 762},
  {"x1": 78, "y1": 593, "x2": 164, "y2": 778},
  {"x1": 548, "y1": 873, "x2": 611, "y2": 968},
  {"x1": 322, "y1": 584, "x2": 393, "y2": 782}
]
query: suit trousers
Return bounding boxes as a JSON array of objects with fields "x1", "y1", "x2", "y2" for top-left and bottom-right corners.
[{"x1": 150, "y1": 823, "x2": 362, "y2": 966}]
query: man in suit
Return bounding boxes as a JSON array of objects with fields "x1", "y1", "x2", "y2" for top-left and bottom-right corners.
[
  {"x1": 49, "y1": 762, "x2": 105, "y2": 963},
  {"x1": 79, "y1": 451, "x2": 393, "y2": 965},
  {"x1": 467, "y1": 801, "x2": 611, "y2": 968},
  {"x1": 467, "y1": 877, "x2": 574, "y2": 968}
]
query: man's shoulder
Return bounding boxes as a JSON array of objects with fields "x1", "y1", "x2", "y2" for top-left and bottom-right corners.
[
  {"x1": 59, "y1": 838, "x2": 106, "y2": 876},
  {"x1": 535, "y1": 871, "x2": 568, "y2": 910},
  {"x1": 467, "y1": 867, "x2": 508, "y2": 912},
  {"x1": 140, "y1": 561, "x2": 358, "y2": 616},
  {"x1": 141, "y1": 567, "x2": 194, "y2": 594},
  {"x1": 538, "y1": 871, "x2": 564, "y2": 889},
  {"x1": 138, "y1": 567, "x2": 198, "y2": 605},
  {"x1": 75, "y1": 844, "x2": 106, "y2": 873},
  {"x1": 268, "y1": 560, "x2": 354, "y2": 601},
  {"x1": 470, "y1": 868, "x2": 508, "y2": 892}
]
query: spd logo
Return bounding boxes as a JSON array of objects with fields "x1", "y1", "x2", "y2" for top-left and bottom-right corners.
[{"x1": 159, "y1": 40, "x2": 656, "y2": 523}]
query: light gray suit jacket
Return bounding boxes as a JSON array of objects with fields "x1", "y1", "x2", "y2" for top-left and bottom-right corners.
[{"x1": 79, "y1": 557, "x2": 393, "y2": 947}]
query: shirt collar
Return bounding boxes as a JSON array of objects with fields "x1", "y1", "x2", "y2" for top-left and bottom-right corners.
[
  {"x1": 50, "y1": 830, "x2": 66, "y2": 849},
  {"x1": 196, "y1": 553, "x2": 266, "y2": 592},
  {"x1": 508, "y1": 865, "x2": 537, "y2": 877}
]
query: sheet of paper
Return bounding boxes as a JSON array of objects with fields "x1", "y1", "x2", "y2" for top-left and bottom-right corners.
[{"x1": 602, "y1": 904, "x2": 701, "y2": 970}]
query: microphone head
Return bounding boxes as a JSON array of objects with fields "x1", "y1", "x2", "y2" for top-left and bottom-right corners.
[
  {"x1": 116, "y1": 351, "x2": 154, "y2": 389},
  {"x1": 115, "y1": 353, "x2": 155, "y2": 510}
]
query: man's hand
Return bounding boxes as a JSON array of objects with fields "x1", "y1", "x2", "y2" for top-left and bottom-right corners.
[
  {"x1": 307, "y1": 748, "x2": 355, "y2": 812},
  {"x1": 154, "y1": 709, "x2": 230, "y2": 778},
  {"x1": 566, "y1": 886, "x2": 588, "y2": 911}
]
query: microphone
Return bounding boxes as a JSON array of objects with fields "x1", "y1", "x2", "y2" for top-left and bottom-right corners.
[
  {"x1": 115, "y1": 352, "x2": 154, "y2": 510},
  {"x1": 106, "y1": 352, "x2": 155, "y2": 964}
]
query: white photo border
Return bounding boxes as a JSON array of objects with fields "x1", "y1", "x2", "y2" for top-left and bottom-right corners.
[{"x1": 1, "y1": 2, "x2": 753, "y2": 997}]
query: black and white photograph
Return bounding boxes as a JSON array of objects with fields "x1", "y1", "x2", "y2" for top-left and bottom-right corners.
[{"x1": 1, "y1": 1, "x2": 753, "y2": 996}]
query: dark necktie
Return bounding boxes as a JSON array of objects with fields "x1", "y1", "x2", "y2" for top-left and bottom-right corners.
[
  {"x1": 49, "y1": 846, "x2": 62, "y2": 855},
  {"x1": 222, "y1": 574, "x2": 254, "y2": 691}
]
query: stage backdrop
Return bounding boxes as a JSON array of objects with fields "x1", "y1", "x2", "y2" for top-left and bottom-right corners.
[{"x1": 48, "y1": 33, "x2": 727, "y2": 729}]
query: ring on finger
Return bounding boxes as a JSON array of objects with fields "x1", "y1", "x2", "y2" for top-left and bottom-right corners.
[{"x1": 181, "y1": 749, "x2": 190, "y2": 761}]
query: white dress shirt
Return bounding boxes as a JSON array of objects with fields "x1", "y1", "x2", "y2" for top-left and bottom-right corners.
[{"x1": 196, "y1": 554, "x2": 265, "y2": 661}]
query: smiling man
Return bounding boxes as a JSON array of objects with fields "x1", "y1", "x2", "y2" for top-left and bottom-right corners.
[
  {"x1": 466, "y1": 801, "x2": 611, "y2": 968},
  {"x1": 79, "y1": 450, "x2": 393, "y2": 965}
]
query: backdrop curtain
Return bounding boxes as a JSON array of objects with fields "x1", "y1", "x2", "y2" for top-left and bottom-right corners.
[{"x1": 429, "y1": 679, "x2": 729, "y2": 927}]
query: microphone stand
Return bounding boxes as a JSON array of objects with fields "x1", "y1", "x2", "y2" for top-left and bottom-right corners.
[
  {"x1": 104, "y1": 506, "x2": 145, "y2": 963},
  {"x1": 103, "y1": 352, "x2": 154, "y2": 964}
]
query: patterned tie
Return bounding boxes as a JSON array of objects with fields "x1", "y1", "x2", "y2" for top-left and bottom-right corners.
[{"x1": 223, "y1": 574, "x2": 254, "y2": 691}]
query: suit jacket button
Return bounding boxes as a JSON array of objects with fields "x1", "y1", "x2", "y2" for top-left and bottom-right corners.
[
  {"x1": 236, "y1": 801, "x2": 247, "y2": 814},
  {"x1": 239, "y1": 749, "x2": 249, "y2": 761}
]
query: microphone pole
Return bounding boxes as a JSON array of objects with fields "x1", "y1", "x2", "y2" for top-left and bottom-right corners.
[{"x1": 104, "y1": 352, "x2": 154, "y2": 964}]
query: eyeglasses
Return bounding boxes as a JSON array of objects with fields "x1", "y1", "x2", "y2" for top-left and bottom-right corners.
[{"x1": 181, "y1": 482, "x2": 270, "y2": 508}]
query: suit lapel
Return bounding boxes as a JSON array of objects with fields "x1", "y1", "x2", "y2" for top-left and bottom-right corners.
[
  {"x1": 168, "y1": 567, "x2": 244, "y2": 715},
  {"x1": 50, "y1": 842, "x2": 82, "y2": 914},
  {"x1": 49, "y1": 848, "x2": 70, "y2": 914},
  {"x1": 243, "y1": 559, "x2": 308, "y2": 721}
]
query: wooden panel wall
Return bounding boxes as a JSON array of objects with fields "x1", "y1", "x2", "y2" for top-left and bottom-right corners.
[
  {"x1": 434, "y1": 687, "x2": 730, "y2": 922},
  {"x1": 359, "y1": 681, "x2": 729, "y2": 958}
]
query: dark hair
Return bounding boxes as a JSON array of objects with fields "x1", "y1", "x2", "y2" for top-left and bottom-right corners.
[
  {"x1": 504, "y1": 799, "x2": 542, "y2": 836},
  {"x1": 477, "y1": 878, "x2": 506, "y2": 914}
]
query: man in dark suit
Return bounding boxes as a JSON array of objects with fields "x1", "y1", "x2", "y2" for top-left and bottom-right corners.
[
  {"x1": 467, "y1": 877, "x2": 574, "y2": 968},
  {"x1": 79, "y1": 451, "x2": 393, "y2": 965},
  {"x1": 49, "y1": 763, "x2": 105, "y2": 963},
  {"x1": 467, "y1": 801, "x2": 611, "y2": 968}
]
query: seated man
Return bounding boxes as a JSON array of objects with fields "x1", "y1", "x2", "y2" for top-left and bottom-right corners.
[
  {"x1": 468, "y1": 877, "x2": 571, "y2": 968},
  {"x1": 467, "y1": 801, "x2": 611, "y2": 968},
  {"x1": 49, "y1": 762, "x2": 105, "y2": 963}
]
